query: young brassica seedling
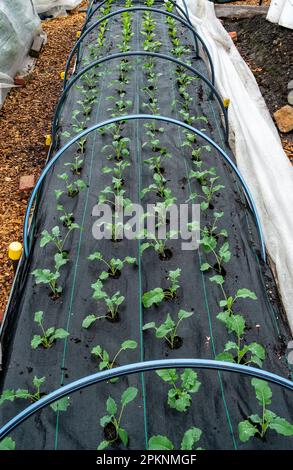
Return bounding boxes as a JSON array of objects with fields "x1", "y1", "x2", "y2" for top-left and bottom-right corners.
[
  {"x1": 199, "y1": 236, "x2": 231, "y2": 275},
  {"x1": 142, "y1": 268, "x2": 181, "y2": 308},
  {"x1": 56, "y1": 204, "x2": 75, "y2": 228},
  {"x1": 82, "y1": 281, "x2": 125, "y2": 327},
  {"x1": 238, "y1": 379, "x2": 293, "y2": 442},
  {"x1": 88, "y1": 251, "x2": 136, "y2": 280},
  {"x1": 209, "y1": 275, "x2": 257, "y2": 316},
  {"x1": 31, "y1": 311, "x2": 69, "y2": 350},
  {"x1": 57, "y1": 173, "x2": 86, "y2": 198},
  {"x1": 141, "y1": 173, "x2": 172, "y2": 200},
  {"x1": 32, "y1": 253, "x2": 68, "y2": 298},
  {"x1": 156, "y1": 369, "x2": 201, "y2": 412},
  {"x1": 102, "y1": 160, "x2": 130, "y2": 180},
  {"x1": 139, "y1": 229, "x2": 177, "y2": 260},
  {"x1": 98, "y1": 179, "x2": 132, "y2": 210},
  {"x1": 215, "y1": 313, "x2": 265, "y2": 367},
  {"x1": 40, "y1": 224, "x2": 80, "y2": 253},
  {"x1": 91, "y1": 340, "x2": 137, "y2": 371},
  {"x1": 98, "y1": 387, "x2": 138, "y2": 449},
  {"x1": 143, "y1": 309, "x2": 193, "y2": 349},
  {"x1": 0, "y1": 376, "x2": 46, "y2": 405},
  {"x1": 64, "y1": 155, "x2": 84, "y2": 175},
  {"x1": 149, "y1": 427, "x2": 203, "y2": 450},
  {"x1": 187, "y1": 175, "x2": 225, "y2": 211},
  {"x1": 102, "y1": 137, "x2": 130, "y2": 161}
]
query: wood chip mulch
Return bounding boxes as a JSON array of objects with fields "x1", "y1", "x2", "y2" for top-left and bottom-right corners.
[{"x1": 0, "y1": 8, "x2": 86, "y2": 320}]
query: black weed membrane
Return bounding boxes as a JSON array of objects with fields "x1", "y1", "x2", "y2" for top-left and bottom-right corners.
[{"x1": 0, "y1": 0, "x2": 292, "y2": 451}]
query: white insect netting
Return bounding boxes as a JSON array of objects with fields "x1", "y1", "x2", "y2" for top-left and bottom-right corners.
[
  {"x1": 0, "y1": 0, "x2": 40, "y2": 106},
  {"x1": 33, "y1": 0, "x2": 82, "y2": 16},
  {"x1": 178, "y1": 0, "x2": 293, "y2": 333}
]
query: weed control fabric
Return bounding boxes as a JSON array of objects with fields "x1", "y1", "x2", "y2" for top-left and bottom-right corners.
[{"x1": 0, "y1": 0, "x2": 292, "y2": 450}]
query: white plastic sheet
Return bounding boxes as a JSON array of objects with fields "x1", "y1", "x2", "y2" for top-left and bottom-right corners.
[
  {"x1": 0, "y1": 0, "x2": 40, "y2": 106},
  {"x1": 267, "y1": 0, "x2": 293, "y2": 29},
  {"x1": 33, "y1": 0, "x2": 82, "y2": 16},
  {"x1": 178, "y1": 0, "x2": 293, "y2": 333}
]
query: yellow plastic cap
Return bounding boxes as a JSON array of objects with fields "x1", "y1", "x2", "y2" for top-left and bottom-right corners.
[
  {"x1": 223, "y1": 98, "x2": 230, "y2": 108},
  {"x1": 8, "y1": 242, "x2": 23, "y2": 261},
  {"x1": 76, "y1": 31, "x2": 81, "y2": 38},
  {"x1": 45, "y1": 134, "x2": 52, "y2": 146},
  {"x1": 60, "y1": 71, "x2": 65, "y2": 80}
]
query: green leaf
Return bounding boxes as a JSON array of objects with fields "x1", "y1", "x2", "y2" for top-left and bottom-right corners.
[
  {"x1": 149, "y1": 435, "x2": 174, "y2": 450},
  {"x1": 14, "y1": 389, "x2": 30, "y2": 399},
  {"x1": 168, "y1": 389, "x2": 191, "y2": 412},
  {"x1": 34, "y1": 310, "x2": 43, "y2": 324},
  {"x1": 142, "y1": 322, "x2": 156, "y2": 331},
  {"x1": 121, "y1": 340, "x2": 137, "y2": 350},
  {"x1": 33, "y1": 376, "x2": 46, "y2": 389},
  {"x1": 181, "y1": 427, "x2": 202, "y2": 450},
  {"x1": 209, "y1": 275, "x2": 225, "y2": 286},
  {"x1": 54, "y1": 253, "x2": 67, "y2": 271},
  {"x1": 156, "y1": 321, "x2": 174, "y2": 339},
  {"x1": 236, "y1": 289, "x2": 257, "y2": 300},
  {"x1": 251, "y1": 379, "x2": 272, "y2": 406},
  {"x1": 106, "y1": 396, "x2": 117, "y2": 416},
  {"x1": 0, "y1": 437, "x2": 16, "y2": 450},
  {"x1": 52, "y1": 226, "x2": 60, "y2": 237},
  {"x1": 99, "y1": 271, "x2": 109, "y2": 281},
  {"x1": 118, "y1": 427, "x2": 128, "y2": 446},
  {"x1": 40, "y1": 231, "x2": 52, "y2": 247},
  {"x1": 124, "y1": 256, "x2": 136, "y2": 265},
  {"x1": 82, "y1": 315, "x2": 97, "y2": 329},
  {"x1": 142, "y1": 288, "x2": 164, "y2": 308},
  {"x1": 50, "y1": 397, "x2": 70, "y2": 412},
  {"x1": 268, "y1": 416, "x2": 293, "y2": 436},
  {"x1": 156, "y1": 369, "x2": 177, "y2": 383},
  {"x1": 51, "y1": 329, "x2": 70, "y2": 340},
  {"x1": 215, "y1": 352, "x2": 234, "y2": 363},
  {"x1": 140, "y1": 242, "x2": 151, "y2": 254},
  {"x1": 121, "y1": 387, "x2": 138, "y2": 406},
  {"x1": 200, "y1": 263, "x2": 211, "y2": 272},
  {"x1": 247, "y1": 343, "x2": 265, "y2": 361},
  {"x1": 91, "y1": 345, "x2": 102, "y2": 357},
  {"x1": 238, "y1": 420, "x2": 258, "y2": 442},
  {"x1": 181, "y1": 369, "x2": 201, "y2": 393},
  {"x1": 224, "y1": 341, "x2": 238, "y2": 352},
  {"x1": 0, "y1": 390, "x2": 16, "y2": 405},
  {"x1": 31, "y1": 335, "x2": 43, "y2": 349},
  {"x1": 226, "y1": 314, "x2": 246, "y2": 336},
  {"x1": 100, "y1": 415, "x2": 111, "y2": 427},
  {"x1": 219, "y1": 242, "x2": 231, "y2": 263},
  {"x1": 97, "y1": 440, "x2": 109, "y2": 450},
  {"x1": 178, "y1": 309, "x2": 193, "y2": 320}
]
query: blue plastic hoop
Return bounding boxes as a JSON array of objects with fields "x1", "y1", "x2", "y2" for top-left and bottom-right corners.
[
  {"x1": 0, "y1": 359, "x2": 291, "y2": 441},
  {"x1": 53, "y1": 51, "x2": 228, "y2": 140},
  {"x1": 23, "y1": 114, "x2": 265, "y2": 260},
  {"x1": 64, "y1": 7, "x2": 214, "y2": 86}
]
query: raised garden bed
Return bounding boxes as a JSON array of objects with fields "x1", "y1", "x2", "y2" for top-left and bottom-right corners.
[{"x1": 0, "y1": 0, "x2": 292, "y2": 451}]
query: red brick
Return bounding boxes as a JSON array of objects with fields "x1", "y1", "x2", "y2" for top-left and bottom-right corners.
[
  {"x1": 0, "y1": 309, "x2": 4, "y2": 323},
  {"x1": 14, "y1": 75, "x2": 26, "y2": 87},
  {"x1": 19, "y1": 175, "x2": 35, "y2": 192}
]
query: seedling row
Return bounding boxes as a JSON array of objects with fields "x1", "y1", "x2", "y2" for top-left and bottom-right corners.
[{"x1": 0, "y1": 0, "x2": 292, "y2": 451}]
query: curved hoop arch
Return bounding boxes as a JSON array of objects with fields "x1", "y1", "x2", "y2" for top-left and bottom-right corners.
[
  {"x1": 64, "y1": 7, "x2": 215, "y2": 87},
  {"x1": 23, "y1": 114, "x2": 265, "y2": 260},
  {"x1": 0, "y1": 359, "x2": 291, "y2": 441},
  {"x1": 54, "y1": 51, "x2": 228, "y2": 141},
  {"x1": 83, "y1": 0, "x2": 194, "y2": 38}
]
